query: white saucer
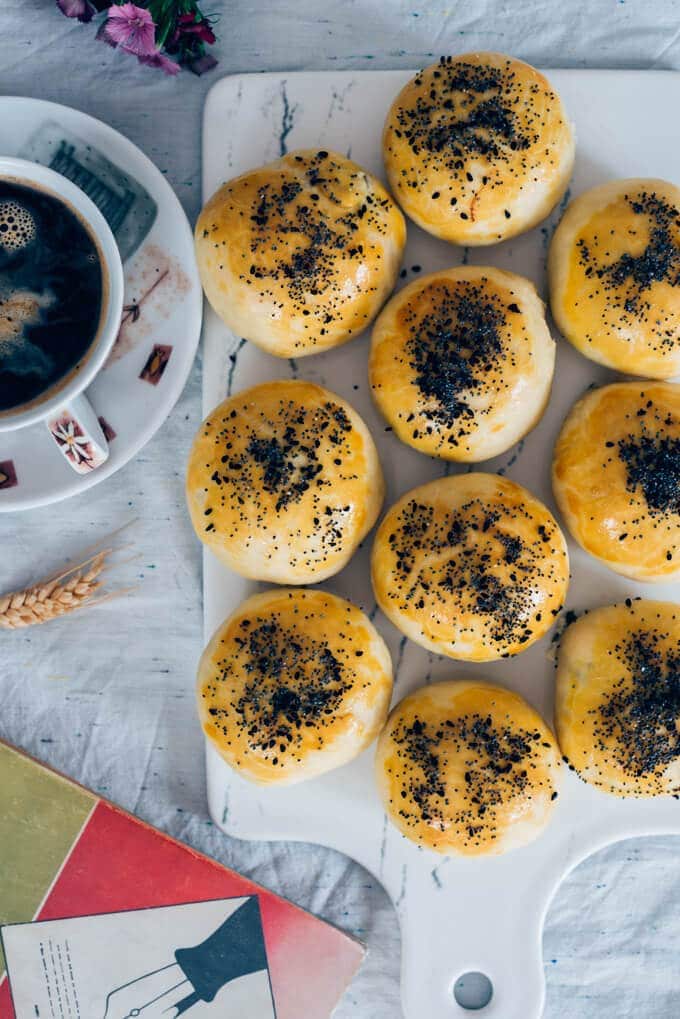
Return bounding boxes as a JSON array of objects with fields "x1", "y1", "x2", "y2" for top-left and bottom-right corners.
[{"x1": 0, "y1": 97, "x2": 202, "y2": 511}]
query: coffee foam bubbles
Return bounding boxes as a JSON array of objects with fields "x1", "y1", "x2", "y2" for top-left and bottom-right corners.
[{"x1": 0, "y1": 199, "x2": 37, "y2": 254}]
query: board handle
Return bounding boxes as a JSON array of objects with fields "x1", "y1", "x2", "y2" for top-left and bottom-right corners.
[
  {"x1": 393, "y1": 777, "x2": 680, "y2": 1019},
  {"x1": 394, "y1": 848, "x2": 557, "y2": 1019}
]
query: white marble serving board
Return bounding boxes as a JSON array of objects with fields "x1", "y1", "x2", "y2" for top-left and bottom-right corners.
[{"x1": 201, "y1": 70, "x2": 680, "y2": 1018}]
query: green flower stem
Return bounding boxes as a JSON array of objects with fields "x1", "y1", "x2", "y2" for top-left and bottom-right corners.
[{"x1": 147, "y1": 0, "x2": 199, "y2": 49}]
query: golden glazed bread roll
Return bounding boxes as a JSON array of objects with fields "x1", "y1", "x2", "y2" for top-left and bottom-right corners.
[
  {"x1": 383, "y1": 53, "x2": 574, "y2": 245},
  {"x1": 198, "y1": 588, "x2": 393, "y2": 785},
  {"x1": 556, "y1": 601, "x2": 680, "y2": 797},
  {"x1": 186, "y1": 379, "x2": 384, "y2": 584},
  {"x1": 552, "y1": 381, "x2": 680, "y2": 582},
  {"x1": 549, "y1": 179, "x2": 680, "y2": 379},
  {"x1": 195, "y1": 149, "x2": 406, "y2": 357},
  {"x1": 371, "y1": 473, "x2": 569, "y2": 661},
  {"x1": 376, "y1": 680, "x2": 561, "y2": 855},
  {"x1": 369, "y1": 265, "x2": 555, "y2": 461}
]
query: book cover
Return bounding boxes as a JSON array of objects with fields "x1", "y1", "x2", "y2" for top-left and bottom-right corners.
[{"x1": 0, "y1": 741, "x2": 365, "y2": 1019}]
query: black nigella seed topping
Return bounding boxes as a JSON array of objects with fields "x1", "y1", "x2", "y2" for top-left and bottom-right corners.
[
  {"x1": 397, "y1": 62, "x2": 530, "y2": 164},
  {"x1": 406, "y1": 282, "x2": 506, "y2": 430},
  {"x1": 599, "y1": 195, "x2": 680, "y2": 295},
  {"x1": 386, "y1": 493, "x2": 560, "y2": 648},
  {"x1": 226, "y1": 400, "x2": 352, "y2": 513},
  {"x1": 618, "y1": 431, "x2": 680, "y2": 514},
  {"x1": 595, "y1": 629, "x2": 680, "y2": 779},
  {"x1": 203, "y1": 395, "x2": 357, "y2": 568},
  {"x1": 393, "y1": 711, "x2": 546, "y2": 841},
  {"x1": 239, "y1": 152, "x2": 396, "y2": 340},
  {"x1": 215, "y1": 617, "x2": 354, "y2": 760},
  {"x1": 550, "y1": 608, "x2": 580, "y2": 645},
  {"x1": 247, "y1": 433, "x2": 323, "y2": 512},
  {"x1": 576, "y1": 191, "x2": 680, "y2": 345}
]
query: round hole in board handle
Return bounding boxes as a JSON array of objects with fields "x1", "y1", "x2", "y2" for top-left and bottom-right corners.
[{"x1": 453, "y1": 972, "x2": 493, "y2": 1011}]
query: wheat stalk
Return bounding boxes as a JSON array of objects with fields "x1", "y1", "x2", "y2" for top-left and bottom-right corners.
[{"x1": 0, "y1": 549, "x2": 120, "y2": 630}]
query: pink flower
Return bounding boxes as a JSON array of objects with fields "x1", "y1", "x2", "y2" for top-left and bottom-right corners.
[
  {"x1": 138, "y1": 50, "x2": 181, "y2": 76},
  {"x1": 56, "y1": 0, "x2": 95, "y2": 21},
  {"x1": 98, "y1": 3, "x2": 156, "y2": 57}
]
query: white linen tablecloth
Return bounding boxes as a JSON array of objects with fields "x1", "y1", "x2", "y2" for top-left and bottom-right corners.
[{"x1": 1, "y1": 2, "x2": 680, "y2": 1015}]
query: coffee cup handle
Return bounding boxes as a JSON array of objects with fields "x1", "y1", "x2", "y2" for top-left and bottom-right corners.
[{"x1": 45, "y1": 393, "x2": 109, "y2": 474}]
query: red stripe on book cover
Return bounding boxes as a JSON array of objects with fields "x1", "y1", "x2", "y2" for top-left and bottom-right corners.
[{"x1": 1, "y1": 800, "x2": 362, "y2": 1019}]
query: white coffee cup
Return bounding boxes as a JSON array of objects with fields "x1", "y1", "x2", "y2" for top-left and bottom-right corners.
[{"x1": 0, "y1": 157, "x2": 124, "y2": 473}]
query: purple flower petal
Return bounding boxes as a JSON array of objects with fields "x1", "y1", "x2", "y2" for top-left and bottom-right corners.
[
  {"x1": 188, "y1": 53, "x2": 218, "y2": 76},
  {"x1": 56, "y1": 0, "x2": 95, "y2": 22},
  {"x1": 138, "y1": 50, "x2": 181, "y2": 76}
]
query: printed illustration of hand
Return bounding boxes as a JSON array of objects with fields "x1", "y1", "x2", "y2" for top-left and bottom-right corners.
[
  {"x1": 102, "y1": 962, "x2": 190, "y2": 1018},
  {"x1": 102, "y1": 898, "x2": 269, "y2": 1017}
]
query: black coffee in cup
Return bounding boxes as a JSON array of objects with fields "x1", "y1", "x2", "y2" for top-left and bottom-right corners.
[{"x1": 0, "y1": 179, "x2": 104, "y2": 413}]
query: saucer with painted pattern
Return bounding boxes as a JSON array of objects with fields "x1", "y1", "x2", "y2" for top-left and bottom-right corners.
[{"x1": 0, "y1": 97, "x2": 202, "y2": 511}]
